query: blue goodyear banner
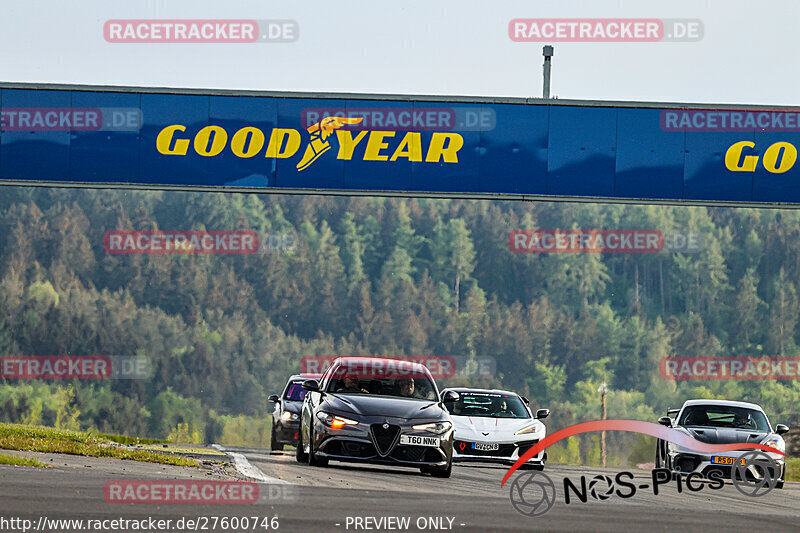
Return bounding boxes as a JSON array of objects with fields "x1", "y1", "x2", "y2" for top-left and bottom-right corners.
[{"x1": 2, "y1": 84, "x2": 800, "y2": 204}]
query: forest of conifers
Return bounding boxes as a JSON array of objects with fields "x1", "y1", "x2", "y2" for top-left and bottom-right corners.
[{"x1": 1, "y1": 186, "x2": 798, "y2": 463}]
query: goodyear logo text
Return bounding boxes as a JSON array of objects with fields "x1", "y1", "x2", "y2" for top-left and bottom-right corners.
[
  {"x1": 725, "y1": 141, "x2": 798, "y2": 174},
  {"x1": 156, "y1": 118, "x2": 464, "y2": 172}
]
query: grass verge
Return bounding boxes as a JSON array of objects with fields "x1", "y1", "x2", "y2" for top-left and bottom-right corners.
[
  {"x1": 0, "y1": 451, "x2": 47, "y2": 467},
  {"x1": 134, "y1": 444, "x2": 226, "y2": 456},
  {"x1": 786, "y1": 457, "x2": 799, "y2": 482},
  {"x1": 97, "y1": 433, "x2": 166, "y2": 446},
  {"x1": 0, "y1": 423, "x2": 197, "y2": 467}
]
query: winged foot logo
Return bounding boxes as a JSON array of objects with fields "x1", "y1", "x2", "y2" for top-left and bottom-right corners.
[
  {"x1": 297, "y1": 116, "x2": 363, "y2": 170},
  {"x1": 155, "y1": 117, "x2": 464, "y2": 171}
]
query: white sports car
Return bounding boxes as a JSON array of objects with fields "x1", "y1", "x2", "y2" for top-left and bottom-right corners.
[
  {"x1": 655, "y1": 399, "x2": 789, "y2": 488},
  {"x1": 442, "y1": 388, "x2": 548, "y2": 469}
]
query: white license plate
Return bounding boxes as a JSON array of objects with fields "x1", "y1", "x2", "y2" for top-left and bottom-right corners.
[
  {"x1": 400, "y1": 434, "x2": 440, "y2": 447},
  {"x1": 474, "y1": 442, "x2": 499, "y2": 451}
]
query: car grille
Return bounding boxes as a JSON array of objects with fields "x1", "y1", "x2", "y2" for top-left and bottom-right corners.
[
  {"x1": 516, "y1": 440, "x2": 540, "y2": 457},
  {"x1": 370, "y1": 424, "x2": 400, "y2": 456},
  {"x1": 702, "y1": 464, "x2": 730, "y2": 479},
  {"x1": 675, "y1": 455, "x2": 701, "y2": 473},
  {"x1": 391, "y1": 446, "x2": 444, "y2": 463},
  {"x1": 706, "y1": 463, "x2": 779, "y2": 483},
  {"x1": 454, "y1": 440, "x2": 516, "y2": 457},
  {"x1": 391, "y1": 445, "x2": 426, "y2": 462},
  {"x1": 323, "y1": 440, "x2": 376, "y2": 458}
]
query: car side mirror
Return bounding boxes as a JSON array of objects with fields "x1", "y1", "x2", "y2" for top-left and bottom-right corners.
[
  {"x1": 302, "y1": 379, "x2": 320, "y2": 392},
  {"x1": 658, "y1": 416, "x2": 673, "y2": 427},
  {"x1": 521, "y1": 396, "x2": 530, "y2": 405},
  {"x1": 441, "y1": 390, "x2": 459, "y2": 403},
  {"x1": 535, "y1": 409, "x2": 550, "y2": 419},
  {"x1": 775, "y1": 424, "x2": 790, "y2": 435},
  {"x1": 268, "y1": 394, "x2": 280, "y2": 403}
]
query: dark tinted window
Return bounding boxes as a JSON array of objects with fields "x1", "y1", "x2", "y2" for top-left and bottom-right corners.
[
  {"x1": 284, "y1": 382, "x2": 308, "y2": 402},
  {"x1": 327, "y1": 376, "x2": 437, "y2": 400},
  {"x1": 679, "y1": 405, "x2": 770, "y2": 432},
  {"x1": 447, "y1": 393, "x2": 530, "y2": 419}
]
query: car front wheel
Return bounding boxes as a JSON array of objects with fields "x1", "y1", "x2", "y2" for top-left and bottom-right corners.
[
  {"x1": 295, "y1": 423, "x2": 309, "y2": 463},
  {"x1": 655, "y1": 440, "x2": 663, "y2": 468},
  {"x1": 422, "y1": 459, "x2": 452, "y2": 478},
  {"x1": 308, "y1": 425, "x2": 328, "y2": 467},
  {"x1": 271, "y1": 425, "x2": 284, "y2": 451}
]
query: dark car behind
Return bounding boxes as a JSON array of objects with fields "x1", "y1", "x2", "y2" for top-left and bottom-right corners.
[{"x1": 269, "y1": 373, "x2": 321, "y2": 450}]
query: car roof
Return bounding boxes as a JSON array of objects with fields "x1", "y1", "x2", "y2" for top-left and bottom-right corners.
[
  {"x1": 681, "y1": 399, "x2": 764, "y2": 411},
  {"x1": 443, "y1": 387, "x2": 521, "y2": 397},
  {"x1": 331, "y1": 356, "x2": 433, "y2": 375},
  {"x1": 288, "y1": 373, "x2": 321, "y2": 381}
]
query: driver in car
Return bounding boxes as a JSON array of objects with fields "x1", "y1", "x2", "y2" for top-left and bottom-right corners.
[
  {"x1": 399, "y1": 378, "x2": 416, "y2": 398},
  {"x1": 339, "y1": 376, "x2": 369, "y2": 394},
  {"x1": 733, "y1": 411, "x2": 753, "y2": 429},
  {"x1": 495, "y1": 400, "x2": 512, "y2": 416}
]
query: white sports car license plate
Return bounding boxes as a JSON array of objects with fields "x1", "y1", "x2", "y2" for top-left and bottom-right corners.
[
  {"x1": 400, "y1": 434, "x2": 440, "y2": 447},
  {"x1": 474, "y1": 442, "x2": 499, "y2": 451}
]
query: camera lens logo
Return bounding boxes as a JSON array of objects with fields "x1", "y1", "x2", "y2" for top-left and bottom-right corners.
[
  {"x1": 732, "y1": 451, "x2": 779, "y2": 497},
  {"x1": 509, "y1": 471, "x2": 556, "y2": 516},
  {"x1": 588, "y1": 474, "x2": 615, "y2": 500}
]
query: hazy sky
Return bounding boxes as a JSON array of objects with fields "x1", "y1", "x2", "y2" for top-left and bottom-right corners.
[{"x1": 1, "y1": 0, "x2": 798, "y2": 106}]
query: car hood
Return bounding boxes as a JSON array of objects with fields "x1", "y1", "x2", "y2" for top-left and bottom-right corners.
[
  {"x1": 452, "y1": 415, "x2": 540, "y2": 439},
  {"x1": 323, "y1": 394, "x2": 444, "y2": 420},
  {"x1": 282, "y1": 400, "x2": 303, "y2": 414},
  {"x1": 682, "y1": 426, "x2": 770, "y2": 445}
]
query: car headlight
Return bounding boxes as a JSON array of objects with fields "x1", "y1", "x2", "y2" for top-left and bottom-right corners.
[
  {"x1": 316, "y1": 411, "x2": 358, "y2": 429},
  {"x1": 281, "y1": 411, "x2": 300, "y2": 421},
  {"x1": 412, "y1": 421, "x2": 452, "y2": 434},
  {"x1": 515, "y1": 423, "x2": 540, "y2": 435},
  {"x1": 763, "y1": 436, "x2": 785, "y2": 453}
]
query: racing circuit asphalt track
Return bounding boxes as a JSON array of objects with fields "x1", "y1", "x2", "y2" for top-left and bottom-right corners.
[{"x1": 1, "y1": 446, "x2": 798, "y2": 533}]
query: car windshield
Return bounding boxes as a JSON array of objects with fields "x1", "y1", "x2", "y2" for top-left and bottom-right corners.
[
  {"x1": 283, "y1": 382, "x2": 307, "y2": 402},
  {"x1": 327, "y1": 374, "x2": 437, "y2": 400},
  {"x1": 678, "y1": 405, "x2": 771, "y2": 432},
  {"x1": 447, "y1": 393, "x2": 530, "y2": 419}
]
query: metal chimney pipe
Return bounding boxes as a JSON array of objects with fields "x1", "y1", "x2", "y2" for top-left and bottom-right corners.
[{"x1": 542, "y1": 45, "x2": 554, "y2": 99}]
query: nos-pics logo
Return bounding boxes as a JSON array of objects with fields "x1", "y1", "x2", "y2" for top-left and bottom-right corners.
[{"x1": 509, "y1": 450, "x2": 779, "y2": 516}]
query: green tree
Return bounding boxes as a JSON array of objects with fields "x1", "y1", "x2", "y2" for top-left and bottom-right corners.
[
  {"x1": 430, "y1": 218, "x2": 476, "y2": 311},
  {"x1": 766, "y1": 267, "x2": 799, "y2": 355},
  {"x1": 338, "y1": 213, "x2": 367, "y2": 294},
  {"x1": 730, "y1": 268, "x2": 765, "y2": 349}
]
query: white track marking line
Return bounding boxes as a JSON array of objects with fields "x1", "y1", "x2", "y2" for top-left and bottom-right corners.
[{"x1": 212, "y1": 444, "x2": 290, "y2": 484}]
